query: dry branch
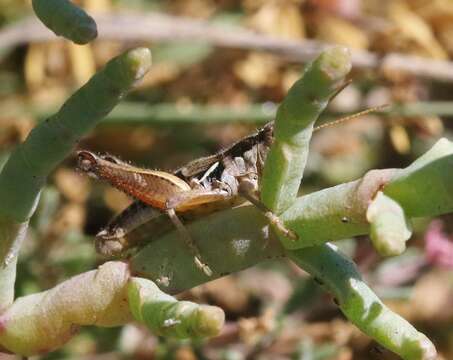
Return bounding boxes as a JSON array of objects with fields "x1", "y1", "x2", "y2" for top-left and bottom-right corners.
[{"x1": 1, "y1": 12, "x2": 453, "y2": 82}]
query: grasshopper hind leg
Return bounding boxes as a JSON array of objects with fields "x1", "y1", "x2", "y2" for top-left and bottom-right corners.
[
  {"x1": 96, "y1": 201, "x2": 161, "y2": 257},
  {"x1": 166, "y1": 208, "x2": 213, "y2": 277}
]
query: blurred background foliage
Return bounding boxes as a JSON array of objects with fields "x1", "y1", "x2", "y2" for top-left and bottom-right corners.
[{"x1": 0, "y1": 0, "x2": 452, "y2": 359}]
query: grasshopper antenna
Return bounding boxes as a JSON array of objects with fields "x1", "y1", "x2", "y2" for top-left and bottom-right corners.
[
  {"x1": 330, "y1": 79, "x2": 352, "y2": 102},
  {"x1": 314, "y1": 104, "x2": 390, "y2": 132}
]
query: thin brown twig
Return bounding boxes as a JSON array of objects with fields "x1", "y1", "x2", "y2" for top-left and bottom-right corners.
[{"x1": 2, "y1": 12, "x2": 453, "y2": 82}]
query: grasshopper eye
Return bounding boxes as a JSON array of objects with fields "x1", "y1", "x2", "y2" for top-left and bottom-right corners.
[{"x1": 77, "y1": 151, "x2": 98, "y2": 172}]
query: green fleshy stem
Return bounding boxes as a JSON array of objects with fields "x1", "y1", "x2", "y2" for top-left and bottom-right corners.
[
  {"x1": 0, "y1": 47, "x2": 151, "y2": 223},
  {"x1": 0, "y1": 221, "x2": 24, "y2": 312},
  {"x1": 261, "y1": 46, "x2": 351, "y2": 214},
  {"x1": 0, "y1": 48, "x2": 151, "y2": 309},
  {"x1": 128, "y1": 278, "x2": 224, "y2": 339},
  {"x1": 0, "y1": 262, "x2": 132, "y2": 356},
  {"x1": 289, "y1": 245, "x2": 437, "y2": 360},
  {"x1": 279, "y1": 137, "x2": 453, "y2": 249},
  {"x1": 32, "y1": 0, "x2": 97, "y2": 44},
  {"x1": 0, "y1": 262, "x2": 223, "y2": 356},
  {"x1": 384, "y1": 138, "x2": 453, "y2": 217},
  {"x1": 367, "y1": 191, "x2": 412, "y2": 256},
  {"x1": 130, "y1": 205, "x2": 285, "y2": 294}
]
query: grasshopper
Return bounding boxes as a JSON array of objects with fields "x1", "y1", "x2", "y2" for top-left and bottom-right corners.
[
  {"x1": 77, "y1": 121, "x2": 282, "y2": 276},
  {"x1": 77, "y1": 106, "x2": 385, "y2": 276}
]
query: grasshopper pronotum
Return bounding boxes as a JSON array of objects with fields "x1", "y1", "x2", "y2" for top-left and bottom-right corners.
[{"x1": 77, "y1": 107, "x2": 386, "y2": 276}]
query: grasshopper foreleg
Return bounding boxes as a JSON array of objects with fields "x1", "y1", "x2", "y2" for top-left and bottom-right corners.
[
  {"x1": 166, "y1": 208, "x2": 213, "y2": 277},
  {"x1": 237, "y1": 179, "x2": 298, "y2": 241}
]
